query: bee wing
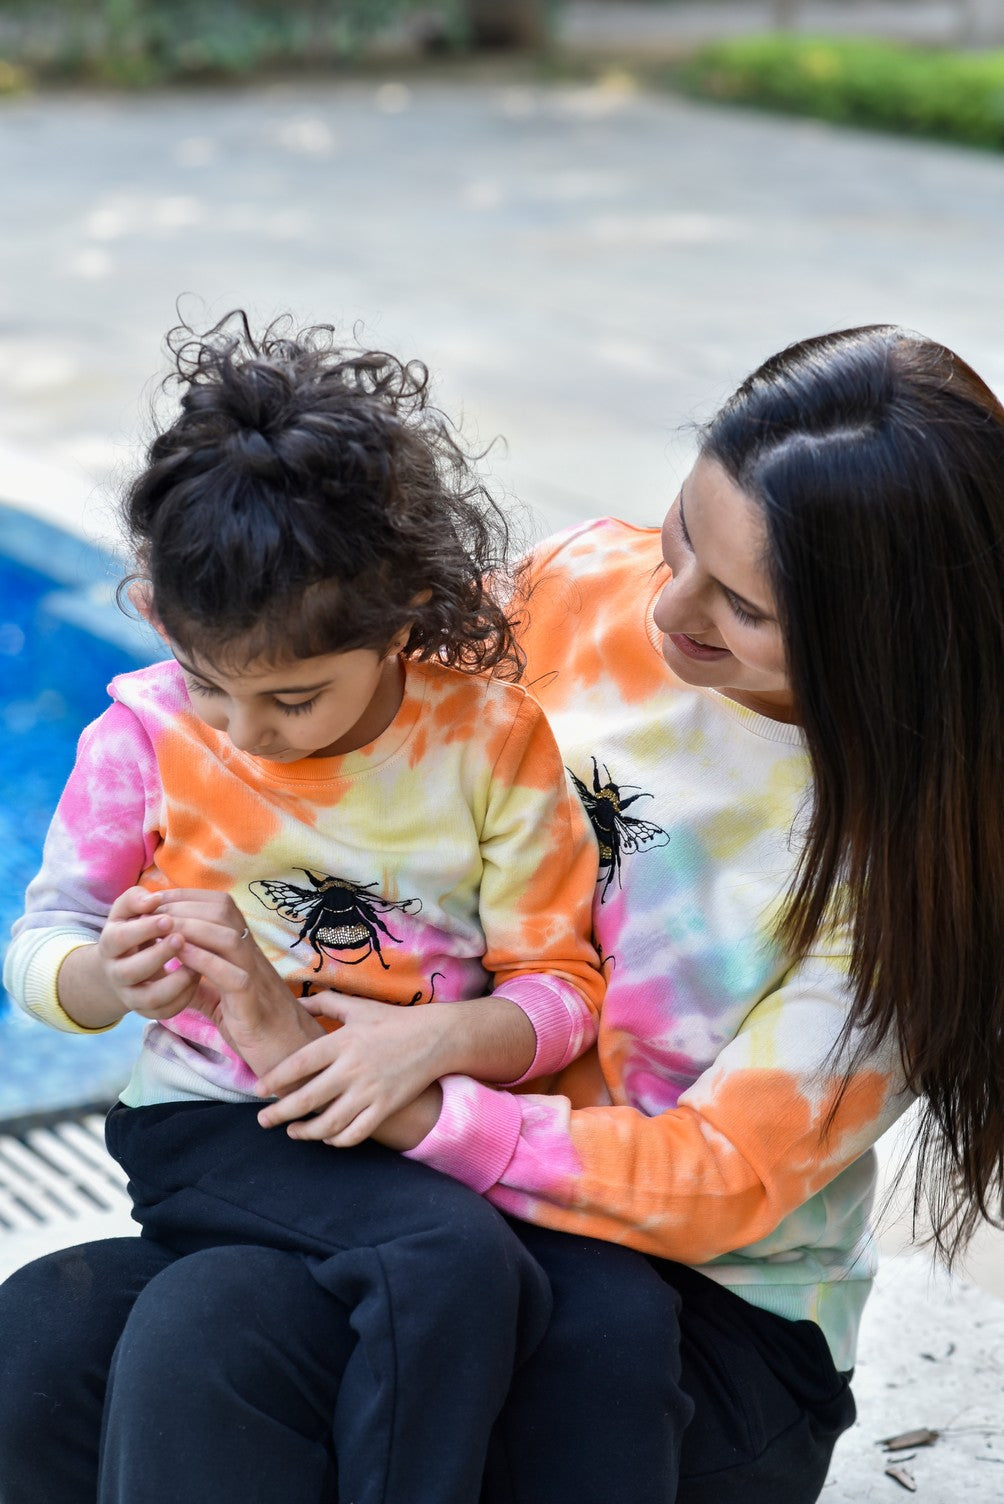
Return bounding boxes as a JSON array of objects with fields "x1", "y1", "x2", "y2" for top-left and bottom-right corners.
[
  {"x1": 249, "y1": 879, "x2": 318, "y2": 922},
  {"x1": 614, "y1": 815, "x2": 670, "y2": 855},
  {"x1": 567, "y1": 768, "x2": 592, "y2": 804}
]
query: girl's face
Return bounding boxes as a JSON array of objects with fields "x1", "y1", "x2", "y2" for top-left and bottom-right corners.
[
  {"x1": 174, "y1": 640, "x2": 406, "y2": 762},
  {"x1": 653, "y1": 453, "x2": 796, "y2": 722}
]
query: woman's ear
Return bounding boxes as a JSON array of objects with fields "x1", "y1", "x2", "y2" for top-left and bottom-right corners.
[{"x1": 128, "y1": 581, "x2": 171, "y2": 644}]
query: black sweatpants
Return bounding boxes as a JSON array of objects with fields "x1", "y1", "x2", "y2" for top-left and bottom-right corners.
[{"x1": 0, "y1": 1100, "x2": 854, "y2": 1504}]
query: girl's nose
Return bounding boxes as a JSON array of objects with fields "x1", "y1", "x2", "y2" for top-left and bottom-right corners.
[{"x1": 224, "y1": 707, "x2": 266, "y2": 752}]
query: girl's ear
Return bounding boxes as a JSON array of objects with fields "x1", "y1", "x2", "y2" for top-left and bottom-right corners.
[
  {"x1": 385, "y1": 590, "x2": 433, "y2": 658},
  {"x1": 385, "y1": 624, "x2": 412, "y2": 658},
  {"x1": 128, "y1": 581, "x2": 171, "y2": 644}
]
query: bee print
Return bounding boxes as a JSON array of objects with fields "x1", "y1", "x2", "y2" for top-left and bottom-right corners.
[
  {"x1": 569, "y1": 758, "x2": 669, "y2": 900},
  {"x1": 250, "y1": 869, "x2": 421, "y2": 972}
]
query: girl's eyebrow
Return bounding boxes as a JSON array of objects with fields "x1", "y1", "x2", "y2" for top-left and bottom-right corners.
[
  {"x1": 678, "y1": 486, "x2": 773, "y2": 621},
  {"x1": 174, "y1": 655, "x2": 332, "y2": 695}
]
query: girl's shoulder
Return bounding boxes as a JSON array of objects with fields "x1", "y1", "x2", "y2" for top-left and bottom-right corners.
[
  {"x1": 406, "y1": 657, "x2": 547, "y2": 739},
  {"x1": 106, "y1": 657, "x2": 189, "y2": 720}
]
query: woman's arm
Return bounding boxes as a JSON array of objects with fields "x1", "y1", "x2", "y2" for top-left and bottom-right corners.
[{"x1": 396, "y1": 948, "x2": 913, "y2": 1266}]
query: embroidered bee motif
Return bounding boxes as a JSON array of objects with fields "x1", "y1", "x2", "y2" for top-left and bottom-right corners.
[
  {"x1": 569, "y1": 758, "x2": 669, "y2": 900},
  {"x1": 250, "y1": 869, "x2": 421, "y2": 972}
]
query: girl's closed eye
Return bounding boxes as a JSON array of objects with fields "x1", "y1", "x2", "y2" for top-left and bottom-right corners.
[
  {"x1": 187, "y1": 678, "x2": 221, "y2": 698},
  {"x1": 276, "y1": 696, "x2": 320, "y2": 716}
]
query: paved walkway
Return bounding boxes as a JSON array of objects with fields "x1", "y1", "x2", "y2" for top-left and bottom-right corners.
[
  {"x1": 1, "y1": 60, "x2": 1003, "y2": 1494},
  {"x1": 561, "y1": 0, "x2": 1004, "y2": 53}
]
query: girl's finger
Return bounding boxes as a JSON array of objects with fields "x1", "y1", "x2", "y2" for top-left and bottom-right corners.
[
  {"x1": 324, "y1": 1106, "x2": 382, "y2": 1149},
  {"x1": 257, "y1": 1067, "x2": 346, "y2": 1127},
  {"x1": 110, "y1": 933, "x2": 183, "y2": 985},
  {"x1": 256, "y1": 1037, "x2": 341, "y2": 1098},
  {"x1": 127, "y1": 964, "x2": 202, "y2": 1017},
  {"x1": 297, "y1": 991, "x2": 353, "y2": 1023},
  {"x1": 108, "y1": 886, "x2": 162, "y2": 920},
  {"x1": 101, "y1": 912, "x2": 173, "y2": 962},
  {"x1": 287, "y1": 1094, "x2": 365, "y2": 1143}
]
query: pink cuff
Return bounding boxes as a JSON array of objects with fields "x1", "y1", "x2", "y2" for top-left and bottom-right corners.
[
  {"x1": 492, "y1": 975, "x2": 596, "y2": 1085},
  {"x1": 403, "y1": 1075, "x2": 523, "y2": 1193}
]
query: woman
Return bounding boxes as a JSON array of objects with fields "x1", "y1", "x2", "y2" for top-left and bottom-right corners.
[{"x1": 2, "y1": 325, "x2": 1002, "y2": 1503}]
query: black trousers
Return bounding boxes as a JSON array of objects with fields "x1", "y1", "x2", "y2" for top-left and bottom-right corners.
[{"x1": 0, "y1": 1101, "x2": 855, "y2": 1504}]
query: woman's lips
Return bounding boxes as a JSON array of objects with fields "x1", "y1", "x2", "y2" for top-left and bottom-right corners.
[{"x1": 667, "y1": 632, "x2": 731, "y2": 662}]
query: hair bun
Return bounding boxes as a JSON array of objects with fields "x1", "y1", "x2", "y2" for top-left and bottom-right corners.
[{"x1": 229, "y1": 427, "x2": 286, "y2": 480}]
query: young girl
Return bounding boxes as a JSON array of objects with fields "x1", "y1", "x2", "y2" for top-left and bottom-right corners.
[{"x1": 3, "y1": 313, "x2": 605, "y2": 1504}]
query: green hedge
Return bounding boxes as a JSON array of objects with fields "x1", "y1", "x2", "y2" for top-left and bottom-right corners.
[
  {"x1": 0, "y1": 0, "x2": 467, "y2": 85},
  {"x1": 673, "y1": 35, "x2": 1004, "y2": 151}
]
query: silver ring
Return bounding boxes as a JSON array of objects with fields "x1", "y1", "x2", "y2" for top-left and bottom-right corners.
[{"x1": 238, "y1": 926, "x2": 249, "y2": 941}]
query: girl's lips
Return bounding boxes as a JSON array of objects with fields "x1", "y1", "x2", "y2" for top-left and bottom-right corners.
[{"x1": 667, "y1": 632, "x2": 731, "y2": 662}]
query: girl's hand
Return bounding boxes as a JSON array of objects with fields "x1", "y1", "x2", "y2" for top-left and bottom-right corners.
[
  {"x1": 95, "y1": 887, "x2": 208, "y2": 1021},
  {"x1": 155, "y1": 890, "x2": 324, "y2": 1075},
  {"x1": 255, "y1": 992, "x2": 455, "y2": 1147}
]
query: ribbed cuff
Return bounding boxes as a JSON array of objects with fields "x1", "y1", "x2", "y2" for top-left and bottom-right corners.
[
  {"x1": 403, "y1": 1075, "x2": 523, "y2": 1193},
  {"x1": 491, "y1": 975, "x2": 583, "y2": 1085},
  {"x1": 14, "y1": 932, "x2": 119, "y2": 1034}
]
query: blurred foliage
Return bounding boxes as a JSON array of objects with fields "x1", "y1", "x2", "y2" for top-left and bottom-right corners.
[
  {"x1": 673, "y1": 35, "x2": 1004, "y2": 150},
  {"x1": 0, "y1": 0, "x2": 475, "y2": 84}
]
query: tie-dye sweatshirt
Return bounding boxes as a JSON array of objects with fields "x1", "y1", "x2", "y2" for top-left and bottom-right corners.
[
  {"x1": 406, "y1": 519, "x2": 911, "y2": 1372},
  {"x1": 5, "y1": 657, "x2": 603, "y2": 1106}
]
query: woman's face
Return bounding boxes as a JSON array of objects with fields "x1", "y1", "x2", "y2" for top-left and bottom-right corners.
[{"x1": 653, "y1": 453, "x2": 796, "y2": 722}]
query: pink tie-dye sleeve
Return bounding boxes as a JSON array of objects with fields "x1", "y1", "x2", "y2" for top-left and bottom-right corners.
[{"x1": 11, "y1": 699, "x2": 163, "y2": 942}]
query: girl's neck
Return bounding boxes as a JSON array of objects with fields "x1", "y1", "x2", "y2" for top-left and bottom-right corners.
[{"x1": 314, "y1": 653, "x2": 406, "y2": 757}]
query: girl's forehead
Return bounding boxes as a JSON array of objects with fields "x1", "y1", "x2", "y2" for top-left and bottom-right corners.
[{"x1": 175, "y1": 642, "x2": 376, "y2": 690}]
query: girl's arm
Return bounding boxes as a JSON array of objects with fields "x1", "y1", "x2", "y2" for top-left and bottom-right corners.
[{"x1": 3, "y1": 702, "x2": 168, "y2": 1032}]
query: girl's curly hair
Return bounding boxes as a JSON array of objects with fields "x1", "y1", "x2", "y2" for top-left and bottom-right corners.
[{"x1": 122, "y1": 311, "x2": 526, "y2": 678}]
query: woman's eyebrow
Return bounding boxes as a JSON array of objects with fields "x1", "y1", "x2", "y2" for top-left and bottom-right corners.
[{"x1": 678, "y1": 488, "x2": 773, "y2": 620}]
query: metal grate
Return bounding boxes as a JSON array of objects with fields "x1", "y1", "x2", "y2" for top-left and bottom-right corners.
[{"x1": 0, "y1": 1113, "x2": 136, "y2": 1283}]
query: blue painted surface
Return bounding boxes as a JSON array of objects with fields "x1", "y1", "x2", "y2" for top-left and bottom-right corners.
[{"x1": 0, "y1": 503, "x2": 160, "y2": 1119}]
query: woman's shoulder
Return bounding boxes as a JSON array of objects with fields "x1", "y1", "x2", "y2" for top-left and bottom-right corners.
[{"x1": 526, "y1": 516, "x2": 663, "y2": 587}]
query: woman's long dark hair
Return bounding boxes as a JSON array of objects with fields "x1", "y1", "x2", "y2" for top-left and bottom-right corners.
[
  {"x1": 703, "y1": 325, "x2": 1004, "y2": 1261},
  {"x1": 121, "y1": 311, "x2": 525, "y2": 678}
]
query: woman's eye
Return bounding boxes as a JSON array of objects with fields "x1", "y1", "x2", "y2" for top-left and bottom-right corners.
[
  {"x1": 276, "y1": 696, "x2": 319, "y2": 716},
  {"x1": 726, "y1": 595, "x2": 761, "y2": 628}
]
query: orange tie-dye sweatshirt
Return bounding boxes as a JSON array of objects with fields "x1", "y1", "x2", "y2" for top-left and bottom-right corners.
[
  {"x1": 406, "y1": 520, "x2": 912, "y2": 1372},
  {"x1": 6, "y1": 656, "x2": 603, "y2": 1106}
]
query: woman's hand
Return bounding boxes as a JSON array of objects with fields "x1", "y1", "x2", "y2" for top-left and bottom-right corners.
[
  {"x1": 255, "y1": 992, "x2": 455, "y2": 1147},
  {"x1": 155, "y1": 889, "x2": 325, "y2": 1076}
]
